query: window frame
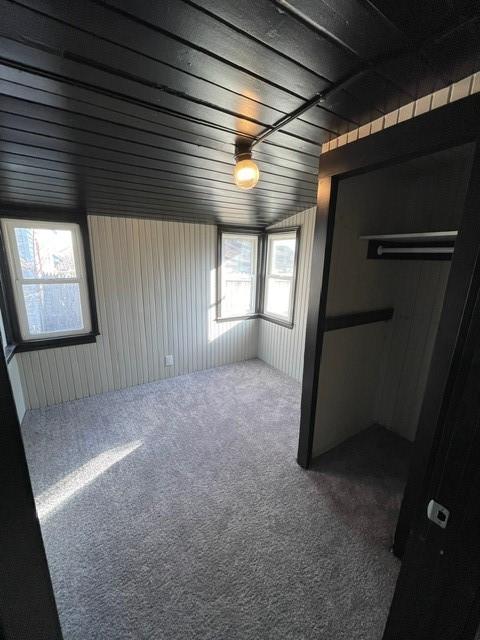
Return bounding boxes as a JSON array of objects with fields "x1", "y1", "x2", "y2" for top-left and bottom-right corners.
[
  {"x1": 0, "y1": 210, "x2": 99, "y2": 361},
  {"x1": 217, "y1": 227, "x2": 261, "y2": 321},
  {"x1": 261, "y1": 227, "x2": 300, "y2": 328},
  {"x1": 216, "y1": 225, "x2": 300, "y2": 328}
]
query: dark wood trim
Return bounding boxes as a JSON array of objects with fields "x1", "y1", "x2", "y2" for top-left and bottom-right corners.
[
  {"x1": 257, "y1": 229, "x2": 268, "y2": 316},
  {"x1": 324, "y1": 307, "x2": 393, "y2": 331},
  {"x1": 0, "y1": 348, "x2": 64, "y2": 639},
  {"x1": 216, "y1": 225, "x2": 301, "y2": 327},
  {"x1": 216, "y1": 225, "x2": 264, "y2": 234},
  {"x1": 7, "y1": 333, "x2": 98, "y2": 359},
  {"x1": 0, "y1": 208, "x2": 99, "y2": 355},
  {"x1": 260, "y1": 226, "x2": 301, "y2": 329},
  {"x1": 383, "y1": 187, "x2": 480, "y2": 636},
  {"x1": 317, "y1": 95, "x2": 480, "y2": 181},
  {"x1": 215, "y1": 226, "x2": 263, "y2": 322},
  {"x1": 393, "y1": 144, "x2": 480, "y2": 558},
  {"x1": 367, "y1": 239, "x2": 454, "y2": 261},
  {"x1": 4, "y1": 343, "x2": 16, "y2": 364},
  {"x1": 264, "y1": 226, "x2": 301, "y2": 234},
  {"x1": 297, "y1": 175, "x2": 337, "y2": 468},
  {"x1": 216, "y1": 226, "x2": 222, "y2": 321}
]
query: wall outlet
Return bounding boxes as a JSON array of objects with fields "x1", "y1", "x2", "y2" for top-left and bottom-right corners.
[{"x1": 165, "y1": 355, "x2": 174, "y2": 366}]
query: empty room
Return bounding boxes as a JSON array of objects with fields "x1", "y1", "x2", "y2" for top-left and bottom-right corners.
[{"x1": 1, "y1": 2, "x2": 480, "y2": 640}]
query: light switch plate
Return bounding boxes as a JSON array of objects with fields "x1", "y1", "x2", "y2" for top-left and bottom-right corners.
[{"x1": 165, "y1": 355, "x2": 174, "y2": 366}]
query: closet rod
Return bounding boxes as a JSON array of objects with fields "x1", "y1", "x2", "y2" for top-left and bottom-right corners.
[{"x1": 377, "y1": 246, "x2": 454, "y2": 255}]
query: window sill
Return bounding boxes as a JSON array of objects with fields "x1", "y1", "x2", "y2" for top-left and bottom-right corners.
[
  {"x1": 4, "y1": 332, "x2": 98, "y2": 363},
  {"x1": 216, "y1": 314, "x2": 258, "y2": 323},
  {"x1": 259, "y1": 314, "x2": 294, "y2": 329},
  {"x1": 215, "y1": 314, "x2": 294, "y2": 329}
]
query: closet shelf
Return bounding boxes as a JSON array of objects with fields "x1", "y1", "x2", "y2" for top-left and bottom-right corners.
[{"x1": 359, "y1": 231, "x2": 457, "y2": 242}]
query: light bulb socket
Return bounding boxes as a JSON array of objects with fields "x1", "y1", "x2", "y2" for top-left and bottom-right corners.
[{"x1": 234, "y1": 142, "x2": 253, "y2": 163}]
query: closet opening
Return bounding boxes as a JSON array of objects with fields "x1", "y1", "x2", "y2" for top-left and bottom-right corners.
[{"x1": 309, "y1": 143, "x2": 474, "y2": 626}]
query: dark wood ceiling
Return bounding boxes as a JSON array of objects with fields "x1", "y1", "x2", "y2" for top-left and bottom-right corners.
[{"x1": 0, "y1": 1, "x2": 479, "y2": 227}]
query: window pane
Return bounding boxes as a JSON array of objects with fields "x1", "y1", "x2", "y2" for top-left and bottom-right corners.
[
  {"x1": 221, "y1": 235, "x2": 257, "y2": 317},
  {"x1": 222, "y1": 279, "x2": 254, "y2": 317},
  {"x1": 223, "y1": 237, "x2": 256, "y2": 275},
  {"x1": 22, "y1": 283, "x2": 84, "y2": 335},
  {"x1": 270, "y1": 237, "x2": 296, "y2": 276},
  {"x1": 15, "y1": 227, "x2": 77, "y2": 279},
  {"x1": 265, "y1": 277, "x2": 292, "y2": 319}
]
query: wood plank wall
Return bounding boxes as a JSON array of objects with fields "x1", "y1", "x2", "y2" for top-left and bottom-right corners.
[
  {"x1": 257, "y1": 207, "x2": 315, "y2": 381},
  {"x1": 312, "y1": 149, "x2": 471, "y2": 455},
  {"x1": 15, "y1": 215, "x2": 258, "y2": 409}
]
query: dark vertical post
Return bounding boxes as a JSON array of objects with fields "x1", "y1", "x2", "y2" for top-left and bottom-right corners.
[
  {"x1": 383, "y1": 260, "x2": 480, "y2": 640},
  {"x1": 297, "y1": 176, "x2": 337, "y2": 467},
  {"x1": 0, "y1": 352, "x2": 63, "y2": 639},
  {"x1": 393, "y1": 145, "x2": 480, "y2": 557}
]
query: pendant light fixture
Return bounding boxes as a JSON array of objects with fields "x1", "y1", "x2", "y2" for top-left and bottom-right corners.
[{"x1": 233, "y1": 142, "x2": 259, "y2": 190}]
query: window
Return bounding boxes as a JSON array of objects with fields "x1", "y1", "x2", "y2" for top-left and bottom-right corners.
[
  {"x1": 217, "y1": 226, "x2": 300, "y2": 327},
  {"x1": 263, "y1": 230, "x2": 298, "y2": 325},
  {"x1": 1, "y1": 218, "x2": 93, "y2": 342},
  {"x1": 219, "y1": 232, "x2": 258, "y2": 318}
]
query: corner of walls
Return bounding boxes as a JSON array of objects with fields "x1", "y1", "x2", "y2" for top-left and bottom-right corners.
[
  {"x1": 257, "y1": 206, "x2": 316, "y2": 381},
  {"x1": 18, "y1": 215, "x2": 259, "y2": 409},
  {"x1": 7, "y1": 355, "x2": 28, "y2": 423}
]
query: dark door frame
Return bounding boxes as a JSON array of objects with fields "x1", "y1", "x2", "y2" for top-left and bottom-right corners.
[
  {"x1": 383, "y1": 177, "x2": 480, "y2": 636},
  {"x1": 297, "y1": 93, "x2": 480, "y2": 639},
  {"x1": 0, "y1": 347, "x2": 63, "y2": 638}
]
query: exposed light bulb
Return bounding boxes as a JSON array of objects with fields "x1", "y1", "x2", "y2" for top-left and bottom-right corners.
[{"x1": 233, "y1": 149, "x2": 259, "y2": 189}]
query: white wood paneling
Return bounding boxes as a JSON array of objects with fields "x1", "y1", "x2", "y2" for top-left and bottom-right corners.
[
  {"x1": 313, "y1": 148, "x2": 470, "y2": 454},
  {"x1": 18, "y1": 215, "x2": 258, "y2": 409},
  {"x1": 257, "y1": 207, "x2": 315, "y2": 381},
  {"x1": 313, "y1": 323, "x2": 387, "y2": 456}
]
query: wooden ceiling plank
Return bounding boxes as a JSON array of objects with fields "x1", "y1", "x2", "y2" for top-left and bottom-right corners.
[
  {"x1": 0, "y1": 90, "x2": 321, "y2": 174},
  {"x1": 280, "y1": 0, "x2": 408, "y2": 59},
  {"x1": 178, "y1": 0, "x2": 356, "y2": 81},
  {"x1": 0, "y1": 168, "x2": 314, "y2": 209},
  {"x1": 365, "y1": 0, "x2": 479, "y2": 44},
  {"x1": 0, "y1": 176, "x2": 311, "y2": 213},
  {"x1": 5, "y1": 0, "x2": 324, "y2": 130},
  {"x1": 0, "y1": 70, "x2": 324, "y2": 171},
  {"x1": 0, "y1": 33, "x2": 352, "y2": 138},
  {"x1": 0, "y1": 164, "x2": 313, "y2": 211},
  {"x1": 0, "y1": 148, "x2": 316, "y2": 200},
  {"x1": 0, "y1": 121, "x2": 317, "y2": 192},
  {"x1": 0, "y1": 98, "x2": 319, "y2": 178},
  {"x1": 20, "y1": 0, "x2": 325, "y2": 116},
  {"x1": 0, "y1": 37, "x2": 267, "y2": 137},
  {"x1": 1, "y1": 183, "x2": 272, "y2": 217},
  {"x1": 421, "y1": 20, "x2": 480, "y2": 85},
  {"x1": 92, "y1": 0, "x2": 334, "y2": 93}
]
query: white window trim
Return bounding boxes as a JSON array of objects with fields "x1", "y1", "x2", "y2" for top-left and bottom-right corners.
[
  {"x1": 263, "y1": 230, "x2": 298, "y2": 325},
  {"x1": 1, "y1": 218, "x2": 92, "y2": 340},
  {"x1": 220, "y1": 232, "x2": 259, "y2": 319}
]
